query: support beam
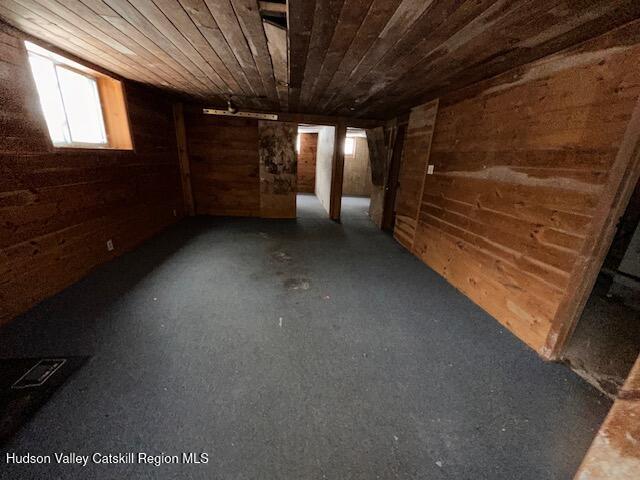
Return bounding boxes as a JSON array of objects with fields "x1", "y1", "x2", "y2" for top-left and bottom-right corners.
[
  {"x1": 329, "y1": 121, "x2": 347, "y2": 221},
  {"x1": 259, "y1": 1, "x2": 287, "y2": 14},
  {"x1": 173, "y1": 102, "x2": 195, "y2": 216},
  {"x1": 201, "y1": 104, "x2": 383, "y2": 129},
  {"x1": 277, "y1": 112, "x2": 382, "y2": 129}
]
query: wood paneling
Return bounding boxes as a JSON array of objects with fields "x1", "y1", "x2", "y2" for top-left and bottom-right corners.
[
  {"x1": 258, "y1": 120, "x2": 297, "y2": 218},
  {"x1": 185, "y1": 113, "x2": 260, "y2": 217},
  {"x1": 2, "y1": 3, "x2": 640, "y2": 119},
  {"x1": 393, "y1": 100, "x2": 438, "y2": 250},
  {"x1": 0, "y1": 23, "x2": 50, "y2": 153},
  {"x1": 297, "y1": 133, "x2": 317, "y2": 194},
  {"x1": 186, "y1": 113, "x2": 299, "y2": 219},
  {"x1": 342, "y1": 137, "x2": 371, "y2": 197},
  {"x1": 396, "y1": 21, "x2": 640, "y2": 354},
  {"x1": 0, "y1": 24, "x2": 183, "y2": 325}
]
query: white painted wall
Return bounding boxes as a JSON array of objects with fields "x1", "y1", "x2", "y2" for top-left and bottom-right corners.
[{"x1": 314, "y1": 126, "x2": 335, "y2": 215}]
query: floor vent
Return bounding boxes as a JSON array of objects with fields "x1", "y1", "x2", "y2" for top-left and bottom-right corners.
[
  {"x1": 11, "y1": 359, "x2": 67, "y2": 389},
  {"x1": 1, "y1": 356, "x2": 88, "y2": 445}
]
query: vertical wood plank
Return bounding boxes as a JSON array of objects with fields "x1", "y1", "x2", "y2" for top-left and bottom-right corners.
[
  {"x1": 173, "y1": 103, "x2": 195, "y2": 216},
  {"x1": 393, "y1": 99, "x2": 438, "y2": 249},
  {"x1": 412, "y1": 99, "x2": 438, "y2": 252}
]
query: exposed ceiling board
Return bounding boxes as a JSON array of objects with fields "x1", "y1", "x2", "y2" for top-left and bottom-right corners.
[
  {"x1": 1, "y1": 1, "x2": 640, "y2": 119},
  {"x1": 289, "y1": 0, "x2": 640, "y2": 118},
  {"x1": 264, "y1": 21, "x2": 288, "y2": 109},
  {"x1": 286, "y1": 0, "x2": 315, "y2": 111}
]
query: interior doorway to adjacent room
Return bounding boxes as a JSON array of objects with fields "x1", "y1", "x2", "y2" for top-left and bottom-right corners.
[
  {"x1": 340, "y1": 128, "x2": 372, "y2": 222},
  {"x1": 295, "y1": 124, "x2": 335, "y2": 219}
]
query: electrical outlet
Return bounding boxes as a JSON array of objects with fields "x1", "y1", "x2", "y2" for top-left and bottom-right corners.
[
  {"x1": 427, "y1": 164, "x2": 435, "y2": 175},
  {"x1": 106, "y1": 239, "x2": 114, "y2": 251},
  {"x1": 172, "y1": 208, "x2": 177, "y2": 217}
]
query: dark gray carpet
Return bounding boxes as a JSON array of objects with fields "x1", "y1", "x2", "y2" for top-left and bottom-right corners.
[{"x1": 0, "y1": 194, "x2": 610, "y2": 479}]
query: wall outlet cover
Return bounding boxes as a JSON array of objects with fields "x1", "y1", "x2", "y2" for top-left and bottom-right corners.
[
  {"x1": 106, "y1": 239, "x2": 114, "y2": 251},
  {"x1": 427, "y1": 165, "x2": 435, "y2": 175}
]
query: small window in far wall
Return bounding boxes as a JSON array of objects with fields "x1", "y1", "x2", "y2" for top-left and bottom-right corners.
[
  {"x1": 344, "y1": 137, "x2": 355, "y2": 156},
  {"x1": 25, "y1": 41, "x2": 133, "y2": 150}
]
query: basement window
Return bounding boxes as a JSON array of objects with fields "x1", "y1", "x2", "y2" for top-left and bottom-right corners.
[
  {"x1": 344, "y1": 137, "x2": 355, "y2": 156},
  {"x1": 25, "y1": 41, "x2": 132, "y2": 150}
]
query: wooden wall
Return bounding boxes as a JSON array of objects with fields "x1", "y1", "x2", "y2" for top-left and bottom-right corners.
[
  {"x1": 395, "y1": 20, "x2": 640, "y2": 354},
  {"x1": 0, "y1": 25, "x2": 183, "y2": 325},
  {"x1": 297, "y1": 133, "x2": 317, "y2": 193},
  {"x1": 185, "y1": 112, "x2": 298, "y2": 219},
  {"x1": 186, "y1": 114, "x2": 261, "y2": 217},
  {"x1": 343, "y1": 137, "x2": 372, "y2": 197}
]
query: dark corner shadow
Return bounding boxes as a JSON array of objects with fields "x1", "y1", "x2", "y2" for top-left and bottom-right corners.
[{"x1": 0, "y1": 218, "x2": 206, "y2": 359}]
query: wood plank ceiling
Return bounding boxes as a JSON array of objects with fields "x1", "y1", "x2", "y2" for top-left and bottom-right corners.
[{"x1": 1, "y1": 0, "x2": 640, "y2": 119}]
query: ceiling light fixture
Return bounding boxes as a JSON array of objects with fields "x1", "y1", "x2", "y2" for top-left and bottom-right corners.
[{"x1": 227, "y1": 97, "x2": 238, "y2": 114}]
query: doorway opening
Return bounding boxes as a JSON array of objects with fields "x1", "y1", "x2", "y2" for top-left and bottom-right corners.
[
  {"x1": 295, "y1": 124, "x2": 335, "y2": 219},
  {"x1": 562, "y1": 179, "x2": 640, "y2": 397},
  {"x1": 340, "y1": 128, "x2": 372, "y2": 222}
]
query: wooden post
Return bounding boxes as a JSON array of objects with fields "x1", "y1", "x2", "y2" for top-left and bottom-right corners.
[
  {"x1": 172, "y1": 103, "x2": 195, "y2": 216},
  {"x1": 329, "y1": 121, "x2": 347, "y2": 221}
]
